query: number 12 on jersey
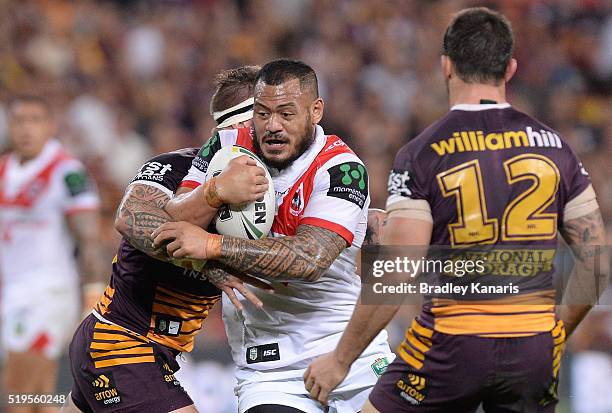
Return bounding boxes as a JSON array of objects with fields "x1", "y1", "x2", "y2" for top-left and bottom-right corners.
[{"x1": 437, "y1": 154, "x2": 560, "y2": 246}]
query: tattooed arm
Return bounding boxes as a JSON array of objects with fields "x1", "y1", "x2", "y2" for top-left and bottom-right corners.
[
  {"x1": 152, "y1": 222, "x2": 347, "y2": 282},
  {"x1": 218, "y1": 225, "x2": 347, "y2": 281},
  {"x1": 114, "y1": 184, "x2": 176, "y2": 261},
  {"x1": 558, "y1": 208, "x2": 608, "y2": 336}
]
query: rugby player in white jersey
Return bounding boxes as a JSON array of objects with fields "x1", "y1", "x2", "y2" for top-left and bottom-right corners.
[
  {"x1": 152, "y1": 59, "x2": 394, "y2": 413},
  {"x1": 0, "y1": 95, "x2": 102, "y2": 413}
]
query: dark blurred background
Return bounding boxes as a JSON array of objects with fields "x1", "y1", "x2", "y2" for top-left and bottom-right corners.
[{"x1": 0, "y1": 1, "x2": 610, "y2": 412}]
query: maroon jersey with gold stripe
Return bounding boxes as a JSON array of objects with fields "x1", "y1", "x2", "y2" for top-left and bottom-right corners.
[
  {"x1": 95, "y1": 148, "x2": 221, "y2": 352},
  {"x1": 387, "y1": 103, "x2": 590, "y2": 341}
]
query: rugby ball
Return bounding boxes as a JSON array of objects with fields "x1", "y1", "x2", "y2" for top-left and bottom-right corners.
[{"x1": 205, "y1": 146, "x2": 275, "y2": 239}]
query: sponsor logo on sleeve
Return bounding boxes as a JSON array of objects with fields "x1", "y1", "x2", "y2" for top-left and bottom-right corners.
[
  {"x1": 194, "y1": 133, "x2": 221, "y2": 172},
  {"x1": 327, "y1": 162, "x2": 368, "y2": 208},
  {"x1": 246, "y1": 343, "x2": 280, "y2": 364},
  {"x1": 64, "y1": 170, "x2": 92, "y2": 196},
  {"x1": 135, "y1": 162, "x2": 172, "y2": 182},
  {"x1": 387, "y1": 169, "x2": 412, "y2": 197}
]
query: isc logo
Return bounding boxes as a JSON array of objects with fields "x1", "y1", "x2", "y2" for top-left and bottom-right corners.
[{"x1": 246, "y1": 343, "x2": 280, "y2": 364}]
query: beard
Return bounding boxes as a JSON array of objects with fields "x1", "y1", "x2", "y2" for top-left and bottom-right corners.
[{"x1": 253, "y1": 121, "x2": 315, "y2": 170}]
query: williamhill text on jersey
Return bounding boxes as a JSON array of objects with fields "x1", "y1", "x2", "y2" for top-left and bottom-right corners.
[{"x1": 431, "y1": 126, "x2": 562, "y2": 156}]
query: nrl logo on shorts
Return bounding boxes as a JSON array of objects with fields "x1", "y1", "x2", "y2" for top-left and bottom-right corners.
[
  {"x1": 249, "y1": 347, "x2": 258, "y2": 361},
  {"x1": 371, "y1": 357, "x2": 389, "y2": 377}
]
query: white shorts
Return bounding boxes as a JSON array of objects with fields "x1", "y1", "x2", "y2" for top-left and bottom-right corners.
[
  {"x1": 237, "y1": 349, "x2": 395, "y2": 413},
  {"x1": 1, "y1": 283, "x2": 80, "y2": 359},
  {"x1": 571, "y1": 351, "x2": 612, "y2": 413}
]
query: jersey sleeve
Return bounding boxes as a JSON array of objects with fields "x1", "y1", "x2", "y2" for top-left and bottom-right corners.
[
  {"x1": 179, "y1": 132, "x2": 224, "y2": 190},
  {"x1": 562, "y1": 148, "x2": 591, "y2": 204},
  {"x1": 59, "y1": 160, "x2": 100, "y2": 215},
  {"x1": 385, "y1": 143, "x2": 433, "y2": 222},
  {"x1": 130, "y1": 151, "x2": 194, "y2": 197},
  {"x1": 300, "y1": 154, "x2": 370, "y2": 245},
  {"x1": 560, "y1": 147, "x2": 597, "y2": 222}
]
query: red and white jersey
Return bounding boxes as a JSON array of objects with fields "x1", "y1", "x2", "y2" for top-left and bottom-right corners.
[
  {"x1": 0, "y1": 140, "x2": 99, "y2": 294},
  {"x1": 182, "y1": 126, "x2": 391, "y2": 375}
]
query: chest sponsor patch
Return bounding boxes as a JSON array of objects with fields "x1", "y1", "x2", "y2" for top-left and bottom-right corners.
[
  {"x1": 194, "y1": 133, "x2": 222, "y2": 172},
  {"x1": 134, "y1": 161, "x2": 173, "y2": 182},
  {"x1": 327, "y1": 162, "x2": 368, "y2": 208},
  {"x1": 246, "y1": 343, "x2": 280, "y2": 364},
  {"x1": 387, "y1": 169, "x2": 412, "y2": 197}
]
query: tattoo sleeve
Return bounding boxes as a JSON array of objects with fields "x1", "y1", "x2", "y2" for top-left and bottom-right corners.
[
  {"x1": 364, "y1": 209, "x2": 386, "y2": 246},
  {"x1": 219, "y1": 225, "x2": 347, "y2": 281},
  {"x1": 558, "y1": 208, "x2": 608, "y2": 335},
  {"x1": 115, "y1": 184, "x2": 173, "y2": 260},
  {"x1": 200, "y1": 261, "x2": 232, "y2": 284}
]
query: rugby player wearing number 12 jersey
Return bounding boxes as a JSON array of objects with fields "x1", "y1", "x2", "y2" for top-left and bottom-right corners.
[{"x1": 304, "y1": 7, "x2": 607, "y2": 413}]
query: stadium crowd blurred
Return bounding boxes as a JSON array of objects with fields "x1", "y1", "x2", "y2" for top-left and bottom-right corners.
[{"x1": 0, "y1": 0, "x2": 610, "y2": 412}]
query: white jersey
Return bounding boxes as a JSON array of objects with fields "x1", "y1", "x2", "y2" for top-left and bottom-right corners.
[
  {"x1": 181, "y1": 126, "x2": 391, "y2": 379},
  {"x1": 0, "y1": 140, "x2": 99, "y2": 296}
]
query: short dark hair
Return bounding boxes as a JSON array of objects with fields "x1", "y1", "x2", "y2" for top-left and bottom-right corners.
[
  {"x1": 8, "y1": 94, "x2": 51, "y2": 114},
  {"x1": 442, "y1": 7, "x2": 514, "y2": 84},
  {"x1": 210, "y1": 65, "x2": 260, "y2": 113},
  {"x1": 255, "y1": 59, "x2": 318, "y2": 97}
]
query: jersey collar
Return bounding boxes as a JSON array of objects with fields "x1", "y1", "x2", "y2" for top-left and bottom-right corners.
[
  {"x1": 8, "y1": 139, "x2": 61, "y2": 173},
  {"x1": 451, "y1": 103, "x2": 511, "y2": 111}
]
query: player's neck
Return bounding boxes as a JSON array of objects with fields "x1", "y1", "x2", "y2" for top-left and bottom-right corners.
[{"x1": 449, "y1": 82, "x2": 507, "y2": 107}]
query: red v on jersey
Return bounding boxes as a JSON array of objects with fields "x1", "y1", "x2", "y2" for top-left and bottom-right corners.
[
  {"x1": 271, "y1": 135, "x2": 354, "y2": 238},
  {"x1": 0, "y1": 151, "x2": 70, "y2": 208}
]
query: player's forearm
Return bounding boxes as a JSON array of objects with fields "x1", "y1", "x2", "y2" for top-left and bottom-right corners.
[
  {"x1": 559, "y1": 208, "x2": 608, "y2": 336},
  {"x1": 334, "y1": 299, "x2": 400, "y2": 368},
  {"x1": 78, "y1": 241, "x2": 106, "y2": 284},
  {"x1": 213, "y1": 225, "x2": 346, "y2": 282},
  {"x1": 67, "y1": 210, "x2": 106, "y2": 284},
  {"x1": 164, "y1": 181, "x2": 221, "y2": 228}
]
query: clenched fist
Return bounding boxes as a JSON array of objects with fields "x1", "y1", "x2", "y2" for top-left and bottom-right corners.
[{"x1": 216, "y1": 155, "x2": 269, "y2": 205}]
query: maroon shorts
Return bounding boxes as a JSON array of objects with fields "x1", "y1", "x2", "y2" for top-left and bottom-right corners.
[
  {"x1": 369, "y1": 319, "x2": 566, "y2": 413},
  {"x1": 68, "y1": 314, "x2": 193, "y2": 413}
]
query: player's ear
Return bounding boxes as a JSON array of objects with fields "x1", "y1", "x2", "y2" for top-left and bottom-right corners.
[
  {"x1": 311, "y1": 97, "x2": 324, "y2": 125},
  {"x1": 504, "y1": 58, "x2": 517, "y2": 83},
  {"x1": 441, "y1": 55, "x2": 452, "y2": 79}
]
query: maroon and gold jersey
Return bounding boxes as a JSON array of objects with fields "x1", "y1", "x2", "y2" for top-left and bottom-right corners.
[
  {"x1": 95, "y1": 148, "x2": 221, "y2": 353},
  {"x1": 387, "y1": 103, "x2": 592, "y2": 346}
]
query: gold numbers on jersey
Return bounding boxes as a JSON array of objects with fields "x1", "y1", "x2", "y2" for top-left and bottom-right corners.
[
  {"x1": 437, "y1": 160, "x2": 498, "y2": 246},
  {"x1": 437, "y1": 155, "x2": 560, "y2": 246},
  {"x1": 502, "y1": 155, "x2": 560, "y2": 241}
]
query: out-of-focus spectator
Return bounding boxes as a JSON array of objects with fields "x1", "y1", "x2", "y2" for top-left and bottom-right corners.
[{"x1": 0, "y1": 95, "x2": 104, "y2": 412}]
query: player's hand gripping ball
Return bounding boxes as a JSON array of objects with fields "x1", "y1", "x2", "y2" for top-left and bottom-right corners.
[{"x1": 207, "y1": 146, "x2": 275, "y2": 239}]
